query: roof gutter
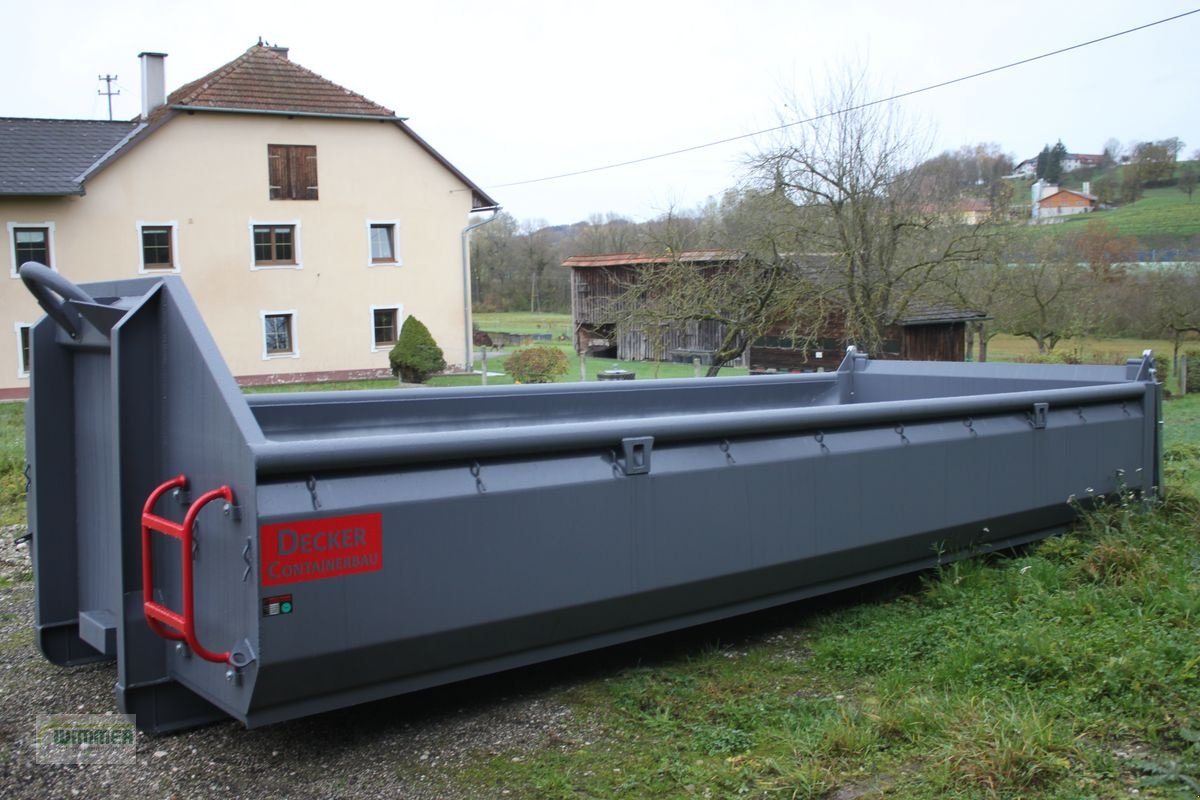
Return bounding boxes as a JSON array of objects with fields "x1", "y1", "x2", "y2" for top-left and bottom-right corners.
[
  {"x1": 461, "y1": 208, "x2": 501, "y2": 371},
  {"x1": 170, "y1": 105, "x2": 408, "y2": 123}
]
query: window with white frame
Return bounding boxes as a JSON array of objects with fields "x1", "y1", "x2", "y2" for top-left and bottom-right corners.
[
  {"x1": 138, "y1": 222, "x2": 178, "y2": 272},
  {"x1": 8, "y1": 221, "x2": 55, "y2": 277},
  {"x1": 249, "y1": 221, "x2": 301, "y2": 269},
  {"x1": 15, "y1": 323, "x2": 31, "y2": 378},
  {"x1": 367, "y1": 221, "x2": 400, "y2": 266},
  {"x1": 261, "y1": 311, "x2": 298, "y2": 359},
  {"x1": 370, "y1": 305, "x2": 402, "y2": 350}
]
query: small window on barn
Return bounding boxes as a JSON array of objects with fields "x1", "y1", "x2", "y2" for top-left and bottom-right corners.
[{"x1": 268, "y1": 144, "x2": 318, "y2": 200}]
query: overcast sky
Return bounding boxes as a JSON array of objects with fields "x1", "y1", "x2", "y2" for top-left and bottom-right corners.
[{"x1": 4, "y1": 1, "x2": 1198, "y2": 225}]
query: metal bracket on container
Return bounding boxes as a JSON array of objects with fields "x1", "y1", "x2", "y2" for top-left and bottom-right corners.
[
  {"x1": 241, "y1": 538, "x2": 252, "y2": 582},
  {"x1": 620, "y1": 436, "x2": 654, "y2": 476},
  {"x1": 226, "y1": 639, "x2": 257, "y2": 685},
  {"x1": 1030, "y1": 402, "x2": 1049, "y2": 430},
  {"x1": 470, "y1": 461, "x2": 487, "y2": 493},
  {"x1": 305, "y1": 475, "x2": 321, "y2": 510}
]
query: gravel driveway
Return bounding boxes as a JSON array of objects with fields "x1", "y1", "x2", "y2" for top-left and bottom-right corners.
[{"x1": 0, "y1": 528, "x2": 593, "y2": 799}]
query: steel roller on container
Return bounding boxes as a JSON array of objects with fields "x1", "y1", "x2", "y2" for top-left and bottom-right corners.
[{"x1": 18, "y1": 262, "x2": 1162, "y2": 733}]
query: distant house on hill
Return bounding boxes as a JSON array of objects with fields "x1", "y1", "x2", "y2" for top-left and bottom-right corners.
[
  {"x1": 1030, "y1": 179, "x2": 1097, "y2": 222},
  {"x1": 1011, "y1": 152, "x2": 1104, "y2": 178},
  {"x1": 562, "y1": 250, "x2": 986, "y2": 371}
]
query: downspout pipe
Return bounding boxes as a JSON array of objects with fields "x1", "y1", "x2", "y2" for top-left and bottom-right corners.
[{"x1": 461, "y1": 207, "x2": 501, "y2": 371}]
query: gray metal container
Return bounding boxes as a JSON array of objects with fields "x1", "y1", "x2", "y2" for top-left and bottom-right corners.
[{"x1": 19, "y1": 264, "x2": 1162, "y2": 733}]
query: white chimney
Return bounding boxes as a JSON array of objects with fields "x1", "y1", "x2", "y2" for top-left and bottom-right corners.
[
  {"x1": 138, "y1": 52, "x2": 168, "y2": 119},
  {"x1": 1082, "y1": 181, "x2": 1091, "y2": 196}
]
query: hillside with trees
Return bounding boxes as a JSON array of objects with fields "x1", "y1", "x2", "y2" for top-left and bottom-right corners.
[{"x1": 469, "y1": 112, "x2": 1200, "y2": 371}]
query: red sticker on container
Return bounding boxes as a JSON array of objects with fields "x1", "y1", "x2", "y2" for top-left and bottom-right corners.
[{"x1": 259, "y1": 512, "x2": 383, "y2": 586}]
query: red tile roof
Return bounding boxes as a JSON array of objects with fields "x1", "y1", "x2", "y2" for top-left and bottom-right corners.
[
  {"x1": 1041, "y1": 189, "x2": 1098, "y2": 204},
  {"x1": 168, "y1": 44, "x2": 395, "y2": 118},
  {"x1": 562, "y1": 250, "x2": 743, "y2": 268}
]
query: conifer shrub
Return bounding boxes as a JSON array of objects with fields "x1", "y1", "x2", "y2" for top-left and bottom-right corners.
[{"x1": 388, "y1": 316, "x2": 445, "y2": 383}]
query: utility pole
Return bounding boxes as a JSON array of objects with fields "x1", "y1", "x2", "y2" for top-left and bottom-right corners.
[{"x1": 97, "y1": 74, "x2": 119, "y2": 120}]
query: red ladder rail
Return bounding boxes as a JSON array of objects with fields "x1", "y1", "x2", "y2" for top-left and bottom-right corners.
[{"x1": 141, "y1": 475, "x2": 235, "y2": 664}]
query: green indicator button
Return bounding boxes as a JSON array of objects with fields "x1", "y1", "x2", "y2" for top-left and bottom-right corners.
[{"x1": 280, "y1": 601, "x2": 293, "y2": 614}]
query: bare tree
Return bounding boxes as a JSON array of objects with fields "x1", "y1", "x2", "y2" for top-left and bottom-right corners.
[
  {"x1": 1179, "y1": 164, "x2": 1197, "y2": 201},
  {"x1": 613, "y1": 189, "x2": 829, "y2": 376},
  {"x1": 746, "y1": 68, "x2": 994, "y2": 355},
  {"x1": 934, "y1": 253, "x2": 1011, "y2": 362},
  {"x1": 992, "y1": 236, "x2": 1094, "y2": 354},
  {"x1": 1147, "y1": 263, "x2": 1200, "y2": 373}
]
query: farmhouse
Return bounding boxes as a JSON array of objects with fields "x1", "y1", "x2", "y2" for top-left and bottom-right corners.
[
  {"x1": 1030, "y1": 179, "x2": 1097, "y2": 222},
  {"x1": 563, "y1": 250, "x2": 985, "y2": 371},
  {"x1": 0, "y1": 43, "x2": 497, "y2": 397}
]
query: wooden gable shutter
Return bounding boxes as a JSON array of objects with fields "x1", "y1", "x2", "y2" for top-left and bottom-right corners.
[
  {"x1": 291, "y1": 145, "x2": 318, "y2": 200},
  {"x1": 267, "y1": 144, "x2": 287, "y2": 200},
  {"x1": 268, "y1": 144, "x2": 318, "y2": 200}
]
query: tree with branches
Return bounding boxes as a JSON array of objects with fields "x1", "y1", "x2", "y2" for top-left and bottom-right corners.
[
  {"x1": 612, "y1": 189, "x2": 829, "y2": 376},
  {"x1": 743, "y1": 69, "x2": 995, "y2": 356}
]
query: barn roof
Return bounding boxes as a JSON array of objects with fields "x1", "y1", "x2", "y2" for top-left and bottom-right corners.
[
  {"x1": 896, "y1": 300, "x2": 989, "y2": 326},
  {"x1": 562, "y1": 250, "x2": 743, "y2": 268}
]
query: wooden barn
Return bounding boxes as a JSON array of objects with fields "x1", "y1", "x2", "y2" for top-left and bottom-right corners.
[
  {"x1": 563, "y1": 250, "x2": 749, "y2": 366},
  {"x1": 563, "y1": 250, "x2": 985, "y2": 370},
  {"x1": 749, "y1": 301, "x2": 988, "y2": 373}
]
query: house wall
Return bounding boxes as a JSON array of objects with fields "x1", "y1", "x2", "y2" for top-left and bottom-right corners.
[
  {"x1": 1038, "y1": 193, "x2": 1095, "y2": 218},
  {"x1": 0, "y1": 112, "x2": 477, "y2": 395}
]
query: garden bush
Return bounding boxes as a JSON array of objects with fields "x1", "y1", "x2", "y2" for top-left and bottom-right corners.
[{"x1": 505, "y1": 345, "x2": 568, "y2": 384}]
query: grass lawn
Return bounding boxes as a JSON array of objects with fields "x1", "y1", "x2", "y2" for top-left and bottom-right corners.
[
  {"x1": 452, "y1": 399, "x2": 1200, "y2": 799},
  {"x1": 1057, "y1": 186, "x2": 1200, "y2": 239},
  {"x1": 474, "y1": 311, "x2": 574, "y2": 338},
  {"x1": 5, "y1": 370, "x2": 1199, "y2": 798},
  {"x1": 985, "y1": 333, "x2": 1198, "y2": 365}
]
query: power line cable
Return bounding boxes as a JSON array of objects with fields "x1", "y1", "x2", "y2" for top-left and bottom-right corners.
[{"x1": 486, "y1": 8, "x2": 1199, "y2": 190}]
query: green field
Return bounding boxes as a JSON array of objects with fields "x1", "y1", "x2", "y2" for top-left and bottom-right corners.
[
  {"x1": 242, "y1": 318, "x2": 1192, "y2": 393},
  {"x1": 474, "y1": 311, "x2": 574, "y2": 338},
  {"x1": 1059, "y1": 186, "x2": 1200, "y2": 239}
]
